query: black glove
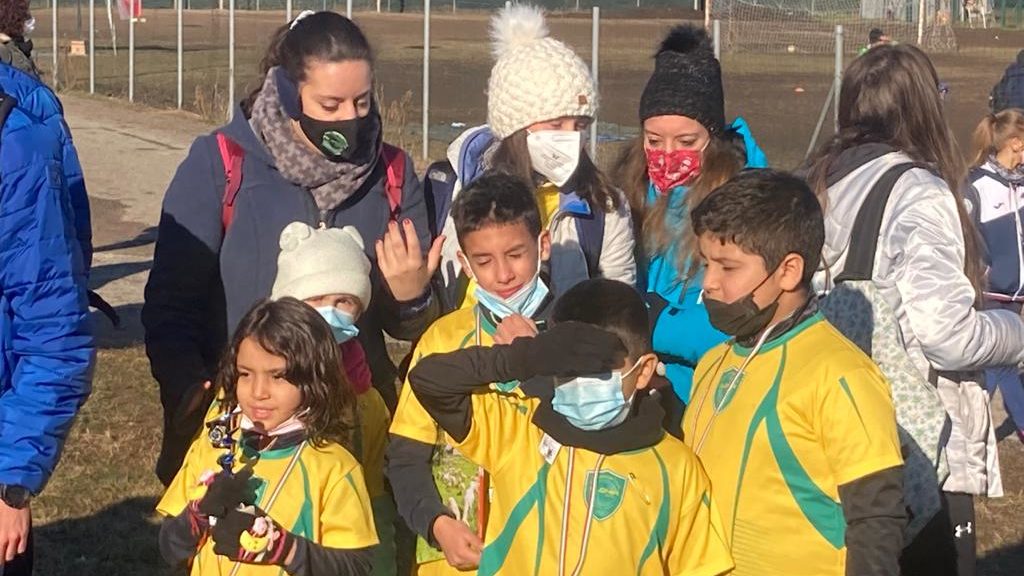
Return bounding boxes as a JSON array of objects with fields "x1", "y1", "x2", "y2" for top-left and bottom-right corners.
[
  {"x1": 211, "y1": 506, "x2": 296, "y2": 566},
  {"x1": 197, "y1": 464, "x2": 256, "y2": 518},
  {"x1": 643, "y1": 292, "x2": 670, "y2": 333},
  {"x1": 511, "y1": 321, "x2": 627, "y2": 378}
]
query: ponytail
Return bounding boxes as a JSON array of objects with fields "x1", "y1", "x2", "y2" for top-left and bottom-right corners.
[
  {"x1": 970, "y1": 108, "x2": 1024, "y2": 168},
  {"x1": 240, "y1": 11, "x2": 374, "y2": 116}
]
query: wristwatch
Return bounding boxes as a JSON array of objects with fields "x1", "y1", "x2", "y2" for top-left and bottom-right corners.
[{"x1": 0, "y1": 484, "x2": 31, "y2": 509}]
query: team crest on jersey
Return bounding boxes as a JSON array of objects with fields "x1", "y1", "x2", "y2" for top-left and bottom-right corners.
[
  {"x1": 583, "y1": 470, "x2": 627, "y2": 521},
  {"x1": 714, "y1": 367, "x2": 743, "y2": 410}
]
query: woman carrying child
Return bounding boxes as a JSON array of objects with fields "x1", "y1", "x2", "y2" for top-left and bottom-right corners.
[
  {"x1": 613, "y1": 24, "x2": 767, "y2": 404},
  {"x1": 806, "y1": 44, "x2": 1024, "y2": 576},
  {"x1": 967, "y1": 108, "x2": 1024, "y2": 444},
  {"x1": 157, "y1": 298, "x2": 378, "y2": 575},
  {"x1": 144, "y1": 11, "x2": 439, "y2": 488}
]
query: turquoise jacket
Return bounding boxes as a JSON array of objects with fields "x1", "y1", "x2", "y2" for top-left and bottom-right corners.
[{"x1": 642, "y1": 117, "x2": 768, "y2": 403}]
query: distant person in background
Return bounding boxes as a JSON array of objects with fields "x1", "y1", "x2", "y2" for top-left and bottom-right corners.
[
  {"x1": 991, "y1": 49, "x2": 1024, "y2": 112},
  {"x1": 859, "y1": 27, "x2": 891, "y2": 55},
  {"x1": 0, "y1": 1, "x2": 39, "y2": 77},
  {"x1": 0, "y1": 54, "x2": 95, "y2": 576}
]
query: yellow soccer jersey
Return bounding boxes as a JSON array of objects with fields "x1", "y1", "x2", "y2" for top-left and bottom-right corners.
[
  {"x1": 355, "y1": 388, "x2": 391, "y2": 500},
  {"x1": 157, "y1": 431, "x2": 378, "y2": 576},
  {"x1": 682, "y1": 312, "x2": 902, "y2": 576},
  {"x1": 451, "y1": 391, "x2": 733, "y2": 576},
  {"x1": 391, "y1": 306, "x2": 498, "y2": 574}
]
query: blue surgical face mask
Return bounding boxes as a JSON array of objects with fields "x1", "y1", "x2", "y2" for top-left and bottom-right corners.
[
  {"x1": 316, "y1": 307, "x2": 360, "y2": 343},
  {"x1": 552, "y1": 359, "x2": 643, "y2": 431},
  {"x1": 468, "y1": 238, "x2": 549, "y2": 320}
]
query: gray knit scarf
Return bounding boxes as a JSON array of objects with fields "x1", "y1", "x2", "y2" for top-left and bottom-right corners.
[{"x1": 250, "y1": 69, "x2": 381, "y2": 211}]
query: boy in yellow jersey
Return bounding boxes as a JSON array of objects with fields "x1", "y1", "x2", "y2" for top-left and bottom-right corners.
[
  {"x1": 388, "y1": 172, "x2": 554, "y2": 575},
  {"x1": 682, "y1": 170, "x2": 905, "y2": 576},
  {"x1": 409, "y1": 278, "x2": 733, "y2": 576}
]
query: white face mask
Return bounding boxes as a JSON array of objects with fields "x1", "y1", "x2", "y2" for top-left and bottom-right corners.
[
  {"x1": 23, "y1": 17, "x2": 35, "y2": 36},
  {"x1": 526, "y1": 130, "x2": 582, "y2": 188}
]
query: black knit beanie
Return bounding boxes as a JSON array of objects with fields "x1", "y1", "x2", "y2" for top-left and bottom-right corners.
[{"x1": 639, "y1": 25, "x2": 725, "y2": 135}]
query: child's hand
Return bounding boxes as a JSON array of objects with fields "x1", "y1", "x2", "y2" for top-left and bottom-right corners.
[
  {"x1": 376, "y1": 219, "x2": 444, "y2": 302},
  {"x1": 494, "y1": 314, "x2": 538, "y2": 345},
  {"x1": 432, "y1": 515, "x2": 482, "y2": 570},
  {"x1": 211, "y1": 506, "x2": 296, "y2": 566},
  {"x1": 196, "y1": 464, "x2": 256, "y2": 519}
]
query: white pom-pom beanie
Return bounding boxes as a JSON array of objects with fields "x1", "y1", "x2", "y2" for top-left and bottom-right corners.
[
  {"x1": 271, "y1": 221, "x2": 372, "y2": 309},
  {"x1": 487, "y1": 4, "x2": 597, "y2": 140}
]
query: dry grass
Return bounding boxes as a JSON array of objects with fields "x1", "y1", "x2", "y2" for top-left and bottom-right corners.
[{"x1": 32, "y1": 347, "x2": 174, "y2": 575}]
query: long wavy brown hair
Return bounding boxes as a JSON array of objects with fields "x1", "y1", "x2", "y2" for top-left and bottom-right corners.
[
  {"x1": 0, "y1": 0, "x2": 32, "y2": 39},
  {"x1": 491, "y1": 129, "x2": 622, "y2": 212},
  {"x1": 216, "y1": 298, "x2": 357, "y2": 452},
  {"x1": 805, "y1": 44, "x2": 985, "y2": 299},
  {"x1": 613, "y1": 134, "x2": 743, "y2": 280}
]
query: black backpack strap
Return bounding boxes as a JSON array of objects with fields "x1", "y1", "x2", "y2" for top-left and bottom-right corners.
[
  {"x1": 835, "y1": 162, "x2": 930, "y2": 282},
  {"x1": 0, "y1": 90, "x2": 16, "y2": 141}
]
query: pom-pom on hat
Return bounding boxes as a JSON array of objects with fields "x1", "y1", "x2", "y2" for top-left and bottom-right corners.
[
  {"x1": 639, "y1": 25, "x2": 725, "y2": 135},
  {"x1": 486, "y1": 4, "x2": 597, "y2": 139},
  {"x1": 271, "y1": 222, "x2": 372, "y2": 309}
]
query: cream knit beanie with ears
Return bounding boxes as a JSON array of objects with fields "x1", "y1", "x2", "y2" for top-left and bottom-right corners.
[
  {"x1": 486, "y1": 4, "x2": 598, "y2": 140},
  {"x1": 271, "y1": 222, "x2": 372, "y2": 309}
]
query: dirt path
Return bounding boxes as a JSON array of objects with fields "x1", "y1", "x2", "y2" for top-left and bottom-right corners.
[{"x1": 65, "y1": 92, "x2": 214, "y2": 348}]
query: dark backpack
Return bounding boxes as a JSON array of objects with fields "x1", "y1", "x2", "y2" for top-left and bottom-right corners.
[
  {"x1": 991, "y1": 50, "x2": 1024, "y2": 112},
  {"x1": 214, "y1": 132, "x2": 408, "y2": 231},
  {"x1": 0, "y1": 90, "x2": 119, "y2": 326},
  {"x1": 421, "y1": 129, "x2": 606, "y2": 277}
]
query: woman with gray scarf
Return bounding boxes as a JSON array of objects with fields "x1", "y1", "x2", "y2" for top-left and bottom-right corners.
[{"x1": 143, "y1": 11, "x2": 439, "y2": 489}]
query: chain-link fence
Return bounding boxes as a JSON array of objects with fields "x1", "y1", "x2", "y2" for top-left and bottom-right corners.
[{"x1": 25, "y1": 1, "x2": 1024, "y2": 170}]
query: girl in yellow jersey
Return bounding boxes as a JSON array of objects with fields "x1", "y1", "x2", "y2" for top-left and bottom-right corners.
[{"x1": 157, "y1": 298, "x2": 378, "y2": 575}]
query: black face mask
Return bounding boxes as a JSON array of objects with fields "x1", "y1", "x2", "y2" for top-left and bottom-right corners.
[
  {"x1": 299, "y1": 113, "x2": 366, "y2": 162},
  {"x1": 703, "y1": 273, "x2": 780, "y2": 340}
]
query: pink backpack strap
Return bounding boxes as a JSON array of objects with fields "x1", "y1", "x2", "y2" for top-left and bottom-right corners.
[
  {"x1": 215, "y1": 132, "x2": 245, "y2": 231},
  {"x1": 381, "y1": 143, "x2": 405, "y2": 221}
]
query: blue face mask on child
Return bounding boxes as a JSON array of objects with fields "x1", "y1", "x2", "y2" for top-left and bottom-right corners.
[
  {"x1": 552, "y1": 359, "x2": 643, "y2": 431},
  {"x1": 474, "y1": 275, "x2": 550, "y2": 320},
  {"x1": 316, "y1": 307, "x2": 360, "y2": 343},
  {"x1": 469, "y1": 240, "x2": 549, "y2": 319}
]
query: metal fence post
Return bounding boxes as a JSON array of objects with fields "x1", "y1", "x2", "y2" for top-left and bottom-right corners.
[
  {"x1": 422, "y1": 0, "x2": 430, "y2": 161},
  {"x1": 52, "y1": 0, "x2": 58, "y2": 90},
  {"x1": 713, "y1": 18, "x2": 721, "y2": 59},
  {"x1": 229, "y1": 0, "x2": 235, "y2": 121},
  {"x1": 286, "y1": 0, "x2": 293, "y2": 22},
  {"x1": 590, "y1": 6, "x2": 599, "y2": 158},
  {"x1": 89, "y1": 0, "x2": 95, "y2": 93},
  {"x1": 834, "y1": 24, "x2": 843, "y2": 132},
  {"x1": 347, "y1": 0, "x2": 352, "y2": 18},
  {"x1": 129, "y1": 7, "x2": 134, "y2": 101},
  {"x1": 177, "y1": 0, "x2": 183, "y2": 108}
]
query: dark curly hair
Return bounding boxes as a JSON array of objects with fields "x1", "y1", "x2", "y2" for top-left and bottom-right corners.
[
  {"x1": 0, "y1": 0, "x2": 32, "y2": 40},
  {"x1": 215, "y1": 297, "x2": 357, "y2": 453}
]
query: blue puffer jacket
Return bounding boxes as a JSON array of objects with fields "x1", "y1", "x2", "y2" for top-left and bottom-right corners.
[
  {"x1": 0, "y1": 63, "x2": 94, "y2": 494},
  {"x1": 643, "y1": 118, "x2": 768, "y2": 403}
]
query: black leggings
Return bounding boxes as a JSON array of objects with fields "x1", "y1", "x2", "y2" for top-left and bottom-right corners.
[{"x1": 900, "y1": 492, "x2": 975, "y2": 576}]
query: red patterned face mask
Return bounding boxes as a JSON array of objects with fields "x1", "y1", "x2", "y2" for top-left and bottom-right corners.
[{"x1": 645, "y1": 147, "x2": 703, "y2": 194}]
